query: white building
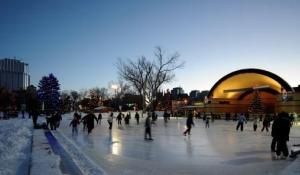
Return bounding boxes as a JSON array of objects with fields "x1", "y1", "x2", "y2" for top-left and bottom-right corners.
[{"x1": 0, "y1": 58, "x2": 30, "y2": 91}]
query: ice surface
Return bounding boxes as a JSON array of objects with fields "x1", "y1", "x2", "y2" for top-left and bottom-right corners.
[{"x1": 56, "y1": 112, "x2": 300, "y2": 175}]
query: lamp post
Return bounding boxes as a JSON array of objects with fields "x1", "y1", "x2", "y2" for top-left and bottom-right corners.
[{"x1": 111, "y1": 84, "x2": 118, "y2": 111}]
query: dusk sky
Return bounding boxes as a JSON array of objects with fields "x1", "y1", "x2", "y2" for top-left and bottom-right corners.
[{"x1": 0, "y1": 0, "x2": 300, "y2": 93}]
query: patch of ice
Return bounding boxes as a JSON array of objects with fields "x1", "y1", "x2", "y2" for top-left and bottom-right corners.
[{"x1": 52, "y1": 131, "x2": 107, "y2": 175}]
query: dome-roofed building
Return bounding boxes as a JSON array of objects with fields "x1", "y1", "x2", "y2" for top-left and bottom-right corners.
[{"x1": 206, "y1": 68, "x2": 299, "y2": 115}]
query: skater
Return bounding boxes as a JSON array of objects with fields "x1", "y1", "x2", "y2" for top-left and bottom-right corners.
[
  {"x1": 236, "y1": 113, "x2": 247, "y2": 132},
  {"x1": 81, "y1": 112, "x2": 98, "y2": 134},
  {"x1": 135, "y1": 112, "x2": 140, "y2": 125},
  {"x1": 107, "y1": 112, "x2": 113, "y2": 130},
  {"x1": 144, "y1": 113, "x2": 153, "y2": 140},
  {"x1": 116, "y1": 112, "x2": 122, "y2": 126},
  {"x1": 81, "y1": 115, "x2": 87, "y2": 131},
  {"x1": 151, "y1": 111, "x2": 157, "y2": 124},
  {"x1": 211, "y1": 112, "x2": 215, "y2": 123},
  {"x1": 205, "y1": 116, "x2": 210, "y2": 128},
  {"x1": 97, "y1": 113, "x2": 102, "y2": 125},
  {"x1": 125, "y1": 112, "x2": 130, "y2": 125},
  {"x1": 54, "y1": 111, "x2": 62, "y2": 129},
  {"x1": 32, "y1": 109, "x2": 39, "y2": 128},
  {"x1": 70, "y1": 116, "x2": 80, "y2": 135},
  {"x1": 253, "y1": 117, "x2": 258, "y2": 131},
  {"x1": 49, "y1": 113, "x2": 57, "y2": 130},
  {"x1": 163, "y1": 110, "x2": 168, "y2": 123},
  {"x1": 261, "y1": 115, "x2": 270, "y2": 132},
  {"x1": 271, "y1": 112, "x2": 291, "y2": 159},
  {"x1": 183, "y1": 112, "x2": 194, "y2": 136}
]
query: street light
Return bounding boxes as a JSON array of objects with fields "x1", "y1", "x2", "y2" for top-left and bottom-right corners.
[
  {"x1": 111, "y1": 84, "x2": 119, "y2": 111},
  {"x1": 111, "y1": 84, "x2": 118, "y2": 92}
]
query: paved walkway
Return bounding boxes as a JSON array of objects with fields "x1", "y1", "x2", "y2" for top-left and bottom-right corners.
[{"x1": 57, "y1": 113, "x2": 300, "y2": 175}]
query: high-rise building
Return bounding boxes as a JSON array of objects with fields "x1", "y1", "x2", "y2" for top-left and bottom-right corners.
[
  {"x1": 0, "y1": 58, "x2": 30, "y2": 91},
  {"x1": 171, "y1": 87, "x2": 184, "y2": 100},
  {"x1": 189, "y1": 90, "x2": 201, "y2": 99}
]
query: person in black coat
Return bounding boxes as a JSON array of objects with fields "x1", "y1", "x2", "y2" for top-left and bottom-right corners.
[
  {"x1": 163, "y1": 110, "x2": 168, "y2": 123},
  {"x1": 31, "y1": 109, "x2": 39, "y2": 128},
  {"x1": 183, "y1": 112, "x2": 195, "y2": 136},
  {"x1": 261, "y1": 115, "x2": 270, "y2": 132},
  {"x1": 55, "y1": 111, "x2": 62, "y2": 128},
  {"x1": 144, "y1": 112, "x2": 153, "y2": 140},
  {"x1": 97, "y1": 113, "x2": 102, "y2": 125},
  {"x1": 81, "y1": 112, "x2": 98, "y2": 134},
  {"x1": 271, "y1": 111, "x2": 291, "y2": 159},
  {"x1": 70, "y1": 116, "x2": 80, "y2": 135},
  {"x1": 116, "y1": 112, "x2": 122, "y2": 126},
  {"x1": 125, "y1": 112, "x2": 130, "y2": 125},
  {"x1": 135, "y1": 112, "x2": 140, "y2": 125}
]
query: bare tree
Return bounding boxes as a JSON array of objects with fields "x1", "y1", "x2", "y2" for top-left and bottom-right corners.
[
  {"x1": 70, "y1": 90, "x2": 79, "y2": 111},
  {"x1": 117, "y1": 47, "x2": 184, "y2": 111},
  {"x1": 146, "y1": 47, "x2": 184, "y2": 110},
  {"x1": 79, "y1": 89, "x2": 88, "y2": 100},
  {"x1": 70, "y1": 91, "x2": 79, "y2": 102},
  {"x1": 116, "y1": 80, "x2": 131, "y2": 99},
  {"x1": 90, "y1": 87, "x2": 108, "y2": 101}
]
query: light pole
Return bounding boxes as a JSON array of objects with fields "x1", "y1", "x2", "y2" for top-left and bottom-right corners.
[{"x1": 111, "y1": 84, "x2": 118, "y2": 111}]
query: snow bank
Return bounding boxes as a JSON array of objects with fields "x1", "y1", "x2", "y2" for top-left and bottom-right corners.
[
  {"x1": 0, "y1": 119, "x2": 33, "y2": 175},
  {"x1": 52, "y1": 131, "x2": 107, "y2": 175},
  {"x1": 30, "y1": 129, "x2": 62, "y2": 175}
]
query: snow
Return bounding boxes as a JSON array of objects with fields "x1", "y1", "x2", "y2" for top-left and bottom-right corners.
[
  {"x1": 0, "y1": 118, "x2": 32, "y2": 175},
  {"x1": 30, "y1": 129, "x2": 62, "y2": 175}
]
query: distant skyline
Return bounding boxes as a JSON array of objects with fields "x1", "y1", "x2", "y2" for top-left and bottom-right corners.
[{"x1": 1, "y1": 0, "x2": 300, "y2": 93}]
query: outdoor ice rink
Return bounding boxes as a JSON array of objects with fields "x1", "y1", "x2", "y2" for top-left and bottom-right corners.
[{"x1": 58, "y1": 113, "x2": 300, "y2": 175}]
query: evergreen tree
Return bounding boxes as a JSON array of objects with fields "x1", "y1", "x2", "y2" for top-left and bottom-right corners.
[
  {"x1": 38, "y1": 73, "x2": 60, "y2": 113},
  {"x1": 248, "y1": 90, "x2": 264, "y2": 113}
]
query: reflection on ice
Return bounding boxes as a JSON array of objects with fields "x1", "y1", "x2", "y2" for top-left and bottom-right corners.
[
  {"x1": 110, "y1": 129, "x2": 122, "y2": 155},
  {"x1": 111, "y1": 142, "x2": 121, "y2": 155}
]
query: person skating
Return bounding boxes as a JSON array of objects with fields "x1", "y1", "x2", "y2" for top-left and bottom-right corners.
[
  {"x1": 211, "y1": 112, "x2": 215, "y2": 123},
  {"x1": 135, "y1": 112, "x2": 140, "y2": 125},
  {"x1": 236, "y1": 113, "x2": 247, "y2": 132},
  {"x1": 73, "y1": 112, "x2": 81, "y2": 121},
  {"x1": 125, "y1": 112, "x2": 130, "y2": 125},
  {"x1": 49, "y1": 112, "x2": 57, "y2": 130},
  {"x1": 144, "y1": 113, "x2": 153, "y2": 140},
  {"x1": 163, "y1": 110, "x2": 168, "y2": 123},
  {"x1": 54, "y1": 111, "x2": 62, "y2": 129},
  {"x1": 271, "y1": 112, "x2": 291, "y2": 159},
  {"x1": 116, "y1": 112, "x2": 122, "y2": 126},
  {"x1": 205, "y1": 116, "x2": 210, "y2": 128},
  {"x1": 81, "y1": 115, "x2": 87, "y2": 131},
  {"x1": 32, "y1": 109, "x2": 39, "y2": 128},
  {"x1": 81, "y1": 112, "x2": 98, "y2": 134},
  {"x1": 70, "y1": 116, "x2": 80, "y2": 135},
  {"x1": 151, "y1": 111, "x2": 157, "y2": 124},
  {"x1": 253, "y1": 117, "x2": 258, "y2": 131},
  {"x1": 183, "y1": 112, "x2": 194, "y2": 136},
  {"x1": 97, "y1": 113, "x2": 102, "y2": 125},
  {"x1": 107, "y1": 112, "x2": 113, "y2": 130},
  {"x1": 261, "y1": 115, "x2": 270, "y2": 132}
]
